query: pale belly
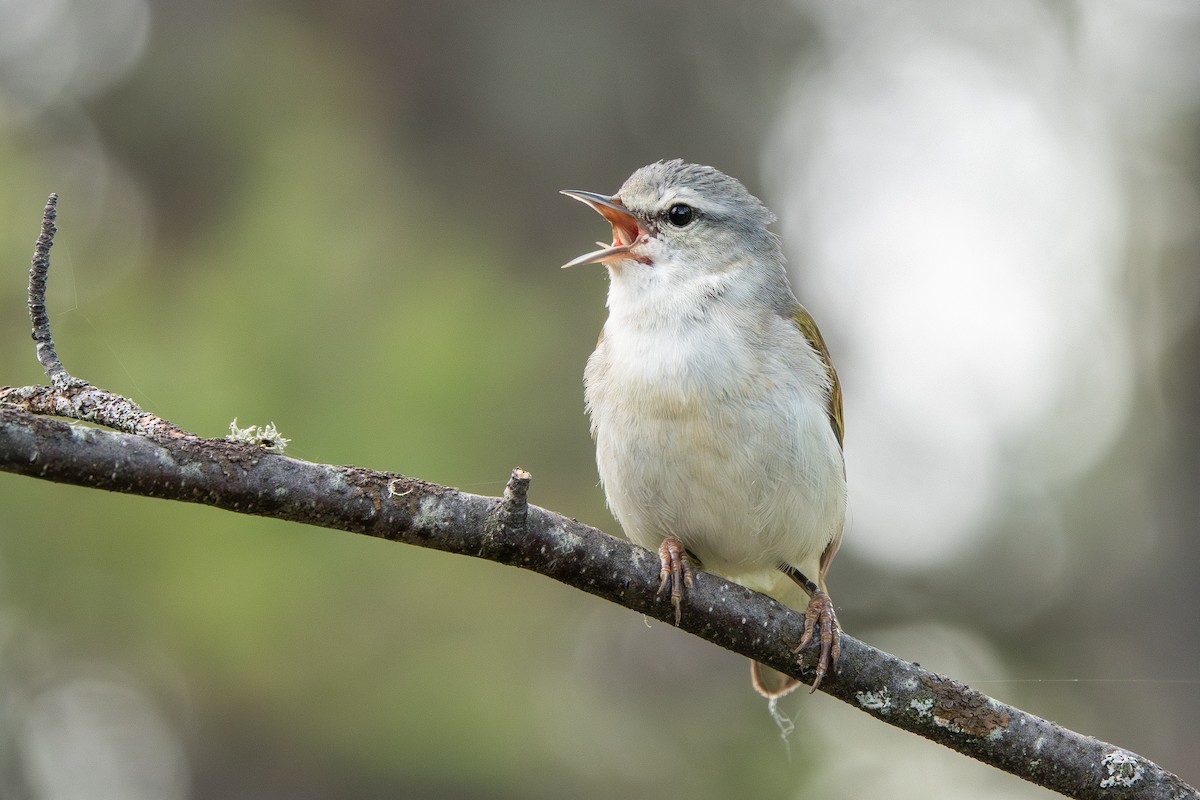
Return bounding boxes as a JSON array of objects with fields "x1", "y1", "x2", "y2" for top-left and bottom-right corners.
[{"x1": 591, "y1": 381, "x2": 846, "y2": 589}]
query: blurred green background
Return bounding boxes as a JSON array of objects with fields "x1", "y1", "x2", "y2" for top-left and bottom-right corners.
[{"x1": 2, "y1": 1, "x2": 1198, "y2": 797}]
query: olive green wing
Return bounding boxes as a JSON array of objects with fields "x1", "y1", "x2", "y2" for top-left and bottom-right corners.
[
  {"x1": 790, "y1": 304, "x2": 845, "y2": 589},
  {"x1": 791, "y1": 304, "x2": 844, "y2": 449}
]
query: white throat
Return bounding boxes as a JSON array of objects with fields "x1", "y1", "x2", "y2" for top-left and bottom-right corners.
[{"x1": 603, "y1": 250, "x2": 757, "y2": 334}]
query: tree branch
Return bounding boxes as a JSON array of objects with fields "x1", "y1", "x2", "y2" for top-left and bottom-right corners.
[{"x1": 1, "y1": 196, "x2": 1195, "y2": 800}]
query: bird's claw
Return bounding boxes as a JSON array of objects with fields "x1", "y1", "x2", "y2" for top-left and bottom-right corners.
[
  {"x1": 796, "y1": 590, "x2": 841, "y2": 692},
  {"x1": 656, "y1": 536, "x2": 694, "y2": 625}
]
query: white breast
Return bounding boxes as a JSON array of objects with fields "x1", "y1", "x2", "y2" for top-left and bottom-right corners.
[{"x1": 584, "y1": 295, "x2": 846, "y2": 595}]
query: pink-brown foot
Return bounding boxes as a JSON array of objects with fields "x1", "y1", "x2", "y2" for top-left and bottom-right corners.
[
  {"x1": 656, "y1": 536, "x2": 694, "y2": 625},
  {"x1": 796, "y1": 590, "x2": 841, "y2": 692}
]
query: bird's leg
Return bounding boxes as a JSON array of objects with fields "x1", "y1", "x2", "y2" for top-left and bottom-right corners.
[
  {"x1": 656, "y1": 536, "x2": 695, "y2": 625},
  {"x1": 781, "y1": 564, "x2": 841, "y2": 692},
  {"x1": 799, "y1": 591, "x2": 840, "y2": 693}
]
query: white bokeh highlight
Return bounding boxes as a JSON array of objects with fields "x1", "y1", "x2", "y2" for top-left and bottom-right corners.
[
  {"x1": 763, "y1": 0, "x2": 1167, "y2": 568},
  {"x1": 0, "y1": 0, "x2": 150, "y2": 129}
]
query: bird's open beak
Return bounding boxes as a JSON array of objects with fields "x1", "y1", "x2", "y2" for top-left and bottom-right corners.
[{"x1": 560, "y1": 190, "x2": 649, "y2": 268}]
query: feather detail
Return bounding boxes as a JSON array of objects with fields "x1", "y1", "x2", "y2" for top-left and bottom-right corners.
[{"x1": 790, "y1": 304, "x2": 844, "y2": 449}]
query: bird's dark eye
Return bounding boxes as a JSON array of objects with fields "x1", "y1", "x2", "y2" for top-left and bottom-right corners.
[{"x1": 666, "y1": 203, "x2": 694, "y2": 227}]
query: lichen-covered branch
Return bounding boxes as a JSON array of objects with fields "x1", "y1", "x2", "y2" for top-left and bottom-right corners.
[
  {"x1": 0, "y1": 196, "x2": 1195, "y2": 799},
  {"x1": 0, "y1": 412, "x2": 1193, "y2": 799}
]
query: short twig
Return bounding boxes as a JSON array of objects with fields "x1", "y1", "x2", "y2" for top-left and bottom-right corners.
[
  {"x1": 499, "y1": 467, "x2": 531, "y2": 534},
  {"x1": 27, "y1": 194, "x2": 82, "y2": 388},
  {"x1": 0, "y1": 196, "x2": 196, "y2": 440}
]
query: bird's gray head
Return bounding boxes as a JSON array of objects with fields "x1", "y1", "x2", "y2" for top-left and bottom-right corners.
[{"x1": 562, "y1": 160, "x2": 792, "y2": 314}]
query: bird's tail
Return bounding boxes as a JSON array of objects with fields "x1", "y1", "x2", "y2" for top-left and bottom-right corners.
[
  {"x1": 751, "y1": 660, "x2": 802, "y2": 698},
  {"x1": 749, "y1": 573, "x2": 815, "y2": 698}
]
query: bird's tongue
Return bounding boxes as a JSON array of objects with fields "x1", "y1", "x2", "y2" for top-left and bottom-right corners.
[{"x1": 609, "y1": 212, "x2": 640, "y2": 248}]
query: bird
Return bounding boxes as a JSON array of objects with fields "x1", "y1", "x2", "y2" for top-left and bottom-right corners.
[{"x1": 561, "y1": 160, "x2": 846, "y2": 696}]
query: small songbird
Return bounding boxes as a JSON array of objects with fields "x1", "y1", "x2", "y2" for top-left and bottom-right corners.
[{"x1": 562, "y1": 160, "x2": 846, "y2": 695}]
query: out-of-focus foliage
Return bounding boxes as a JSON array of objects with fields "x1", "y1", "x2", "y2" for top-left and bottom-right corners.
[{"x1": 0, "y1": 1, "x2": 1197, "y2": 798}]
